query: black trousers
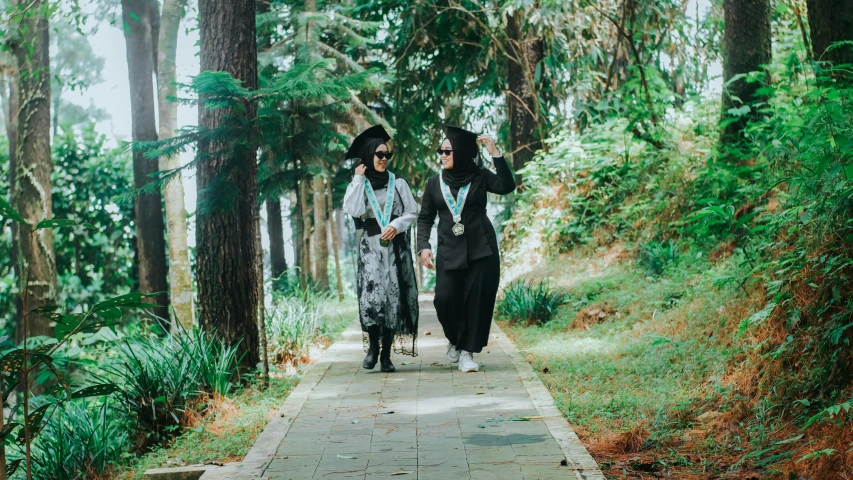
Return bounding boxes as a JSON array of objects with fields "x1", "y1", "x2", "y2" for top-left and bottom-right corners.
[{"x1": 433, "y1": 254, "x2": 500, "y2": 353}]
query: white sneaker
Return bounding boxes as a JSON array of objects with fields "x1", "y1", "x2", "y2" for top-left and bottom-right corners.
[
  {"x1": 458, "y1": 351, "x2": 478, "y2": 372},
  {"x1": 446, "y1": 342, "x2": 460, "y2": 363}
]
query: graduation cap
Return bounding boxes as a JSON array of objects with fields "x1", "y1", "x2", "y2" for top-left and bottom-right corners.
[
  {"x1": 344, "y1": 125, "x2": 391, "y2": 160},
  {"x1": 441, "y1": 124, "x2": 481, "y2": 167},
  {"x1": 442, "y1": 124, "x2": 479, "y2": 146}
]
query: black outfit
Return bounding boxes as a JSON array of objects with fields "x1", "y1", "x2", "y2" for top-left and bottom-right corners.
[{"x1": 417, "y1": 154, "x2": 515, "y2": 353}]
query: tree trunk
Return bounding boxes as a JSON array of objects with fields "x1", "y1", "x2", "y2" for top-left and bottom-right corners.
[
  {"x1": 196, "y1": 0, "x2": 261, "y2": 371},
  {"x1": 312, "y1": 174, "x2": 329, "y2": 290},
  {"x1": 10, "y1": 0, "x2": 57, "y2": 341},
  {"x1": 291, "y1": 188, "x2": 301, "y2": 275},
  {"x1": 506, "y1": 7, "x2": 544, "y2": 179},
  {"x1": 2, "y1": 73, "x2": 23, "y2": 335},
  {"x1": 300, "y1": 179, "x2": 313, "y2": 288},
  {"x1": 122, "y1": 0, "x2": 170, "y2": 327},
  {"x1": 157, "y1": 0, "x2": 193, "y2": 330},
  {"x1": 255, "y1": 0, "x2": 287, "y2": 286},
  {"x1": 0, "y1": 70, "x2": 17, "y2": 480},
  {"x1": 721, "y1": 0, "x2": 771, "y2": 143},
  {"x1": 806, "y1": 0, "x2": 853, "y2": 69},
  {"x1": 267, "y1": 198, "x2": 288, "y2": 280},
  {"x1": 326, "y1": 180, "x2": 343, "y2": 300}
]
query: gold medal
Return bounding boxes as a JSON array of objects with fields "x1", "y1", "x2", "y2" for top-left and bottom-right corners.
[{"x1": 452, "y1": 222, "x2": 465, "y2": 236}]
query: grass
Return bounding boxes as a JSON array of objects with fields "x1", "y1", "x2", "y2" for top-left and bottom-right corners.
[
  {"x1": 499, "y1": 246, "x2": 758, "y2": 478},
  {"x1": 113, "y1": 298, "x2": 358, "y2": 478},
  {"x1": 113, "y1": 375, "x2": 298, "y2": 478}
]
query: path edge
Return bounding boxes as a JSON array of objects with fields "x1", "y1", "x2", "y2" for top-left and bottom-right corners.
[
  {"x1": 490, "y1": 322, "x2": 607, "y2": 480},
  {"x1": 199, "y1": 333, "x2": 346, "y2": 479}
]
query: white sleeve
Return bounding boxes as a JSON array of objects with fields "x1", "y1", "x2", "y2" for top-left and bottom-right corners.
[
  {"x1": 343, "y1": 176, "x2": 368, "y2": 218},
  {"x1": 389, "y1": 179, "x2": 419, "y2": 233}
]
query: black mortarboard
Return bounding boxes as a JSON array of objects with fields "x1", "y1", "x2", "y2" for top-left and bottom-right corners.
[
  {"x1": 344, "y1": 125, "x2": 391, "y2": 160},
  {"x1": 442, "y1": 124, "x2": 479, "y2": 148}
]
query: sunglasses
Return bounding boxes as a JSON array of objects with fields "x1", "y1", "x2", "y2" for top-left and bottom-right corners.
[
  {"x1": 436, "y1": 148, "x2": 453, "y2": 156},
  {"x1": 374, "y1": 151, "x2": 394, "y2": 160}
]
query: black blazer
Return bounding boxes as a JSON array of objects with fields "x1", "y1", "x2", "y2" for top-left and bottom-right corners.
[{"x1": 417, "y1": 156, "x2": 516, "y2": 270}]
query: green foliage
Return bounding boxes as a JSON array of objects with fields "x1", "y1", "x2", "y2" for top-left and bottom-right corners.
[
  {"x1": 0, "y1": 199, "x2": 154, "y2": 477},
  {"x1": 51, "y1": 126, "x2": 137, "y2": 308},
  {"x1": 637, "y1": 240, "x2": 679, "y2": 276},
  {"x1": 497, "y1": 279, "x2": 565, "y2": 325},
  {"x1": 24, "y1": 400, "x2": 128, "y2": 480},
  {"x1": 106, "y1": 335, "x2": 201, "y2": 447},
  {"x1": 178, "y1": 329, "x2": 243, "y2": 397},
  {"x1": 265, "y1": 287, "x2": 330, "y2": 364}
]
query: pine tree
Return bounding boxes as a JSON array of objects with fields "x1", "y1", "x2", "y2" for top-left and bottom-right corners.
[
  {"x1": 9, "y1": 0, "x2": 57, "y2": 343},
  {"x1": 806, "y1": 0, "x2": 853, "y2": 78},
  {"x1": 121, "y1": 0, "x2": 170, "y2": 326},
  {"x1": 721, "y1": 0, "x2": 771, "y2": 144},
  {"x1": 257, "y1": 0, "x2": 390, "y2": 291},
  {"x1": 157, "y1": 0, "x2": 194, "y2": 329},
  {"x1": 196, "y1": 0, "x2": 262, "y2": 370}
]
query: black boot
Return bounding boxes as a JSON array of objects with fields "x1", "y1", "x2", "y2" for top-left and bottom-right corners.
[
  {"x1": 380, "y1": 330, "x2": 395, "y2": 373},
  {"x1": 362, "y1": 327, "x2": 379, "y2": 370}
]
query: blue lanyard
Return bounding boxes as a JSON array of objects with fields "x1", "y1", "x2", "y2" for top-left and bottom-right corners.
[
  {"x1": 439, "y1": 177, "x2": 470, "y2": 223},
  {"x1": 364, "y1": 172, "x2": 396, "y2": 229}
]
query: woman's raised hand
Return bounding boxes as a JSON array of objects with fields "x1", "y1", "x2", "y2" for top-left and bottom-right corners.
[
  {"x1": 476, "y1": 135, "x2": 501, "y2": 157},
  {"x1": 355, "y1": 164, "x2": 367, "y2": 176},
  {"x1": 419, "y1": 249, "x2": 435, "y2": 270}
]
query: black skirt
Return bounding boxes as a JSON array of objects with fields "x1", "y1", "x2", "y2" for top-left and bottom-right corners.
[{"x1": 433, "y1": 253, "x2": 500, "y2": 353}]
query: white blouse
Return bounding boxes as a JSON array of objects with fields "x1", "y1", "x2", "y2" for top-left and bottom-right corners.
[{"x1": 343, "y1": 175, "x2": 419, "y2": 233}]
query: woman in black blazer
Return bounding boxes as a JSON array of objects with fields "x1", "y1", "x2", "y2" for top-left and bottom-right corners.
[{"x1": 416, "y1": 125, "x2": 516, "y2": 372}]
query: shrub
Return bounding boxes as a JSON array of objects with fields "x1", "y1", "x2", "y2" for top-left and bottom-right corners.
[
  {"x1": 106, "y1": 336, "x2": 201, "y2": 449},
  {"x1": 497, "y1": 279, "x2": 566, "y2": 325},
  {"x1": 637, "y1": 240, "x2": 679, "y2": 276},
  {"x1": 177, "y1": 328, "x2": 243, "y2": 396},
  {"x1": 26, "y1": 400, "x2": 128, "y2": 480},
  {"x1": 266, "y1": 290, "x2": 328, "y2": 364}
]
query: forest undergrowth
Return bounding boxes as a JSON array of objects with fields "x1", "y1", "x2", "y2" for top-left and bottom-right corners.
[{"x1": 498, "y1": 68, "x2": 853, "y2": 478}]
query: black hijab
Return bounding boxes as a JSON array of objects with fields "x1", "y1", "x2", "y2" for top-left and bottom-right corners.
[
  {"x1": 440, "y1": 125, "x2": 483, "y2": 188},
  {"x1": 345, "y1": 125, "x2": 392, "y2": 190}
]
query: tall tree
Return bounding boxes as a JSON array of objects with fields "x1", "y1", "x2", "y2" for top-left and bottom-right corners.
[
  {"x1": 156, "y1": 0, "x2": 194, "y2": 329},
  {"x1": 300, "y1": 179, "x2": 313, "y2": 288},
  {"x1": 327, "y1": 179, "x2": 343, "y2": 300},
  {"x1": 312, "y1": 174, "x2": 329, "y2": 290},
  {"x1": 506, "y1": 7, "x2": 545, "y2": 176},
  {"x1": 721, "y1": 0, "x2": 771, "y2": 143},
  {"x1": 9, "y1": 0, "x2": 57, "y2": 340},
  {"x1": 806, "y1": 0, "x2": 853, "y2": 70},
  {"x1": 121, "y1": 0, "x2": 170, "y2": 325},
  {"x1": 303, "y1": 0, "x2": 330, "y2": 291},
  {"x1": 196, "y1": 0, "x2": 262, "y2": 370},
  {"x1": 1, "y1": 70, "x2": 22, "y2": 334},
  {"x1": 257, "y1": 0, "x2": 289, "y2": 283},
  {"x1": 267, "y1": 198, "x2": 288, "y2": 280}
]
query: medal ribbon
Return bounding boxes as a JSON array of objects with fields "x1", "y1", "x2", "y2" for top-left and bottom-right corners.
[
  {"x1": 364, "y1": 172, "x2": 396, "y2": 230},
  {"x1": 439, "y1": 176, "x2": 470, "y2": 224}
]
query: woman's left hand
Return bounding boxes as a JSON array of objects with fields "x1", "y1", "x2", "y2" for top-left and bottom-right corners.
[
  {"x1": 477, "y1": 135, "x2": 501, "y2": 157},
  {"x1": 380, "y1": 226, "x2": 398, "y2": 241}
]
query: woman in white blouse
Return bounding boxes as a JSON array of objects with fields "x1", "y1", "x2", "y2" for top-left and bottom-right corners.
[{"x1": 343, "y1": 125, "x2": 420, "y2": 372}]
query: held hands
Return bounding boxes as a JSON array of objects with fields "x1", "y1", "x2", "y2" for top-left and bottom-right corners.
[
  {"x1": 476, "y1": 135, "x2": 501, "y2": 157},
  {"x1": 380, "y1": 226, "x2": 398, "y2": 242},
  {"x1": 420, "y1": 249, "x2": 435, "y2": 270},
  {"x1": 355, "y1": 164, "x2": 367, "y2": 176}
]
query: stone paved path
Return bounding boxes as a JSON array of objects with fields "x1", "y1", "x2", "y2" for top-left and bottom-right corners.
[{"x1": 202, "y1": 302, "x2": 604, "y2": 480}]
